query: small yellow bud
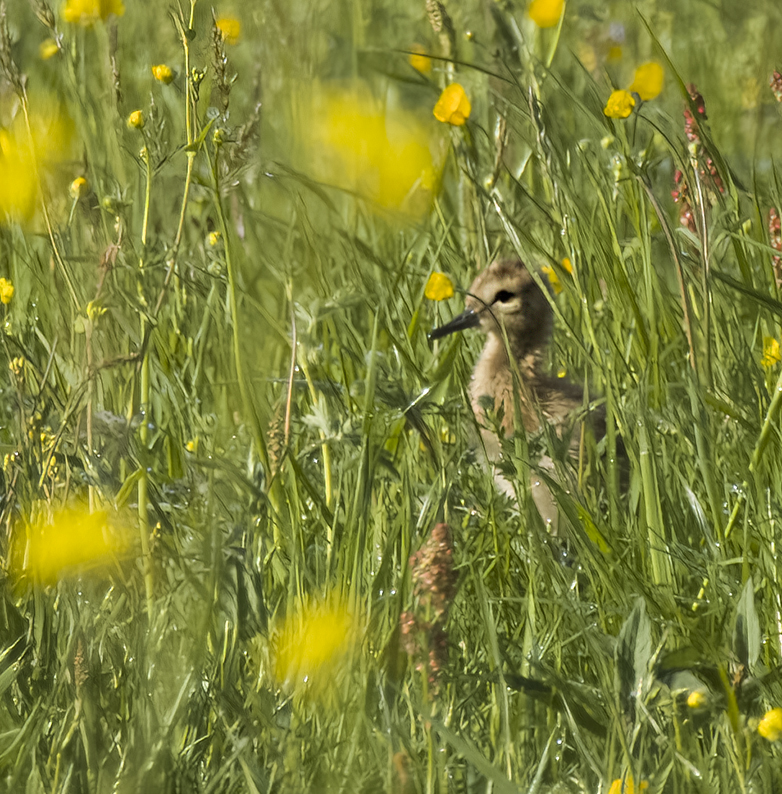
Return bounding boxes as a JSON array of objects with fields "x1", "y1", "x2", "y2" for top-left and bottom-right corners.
[
  {"x1": 86, "y1": 301, "x2": 107, "y2": 322},
  {"x1": 686, "y1": 690, "x2": 706, "y2": 709},
  {"x1": 0, "y1": 278, "x2": 14, "y2": 305},
  {"x1": 39, "y1": 38, "x2": 59, "y2": 60},
  {"x1": 70, "y1": 176, "x2": 89, "y2": 200},
  {"x1": 408, "y1": 44, "x2": 432, "y2": 75},
  {"x1": 151, "y1": 64, "x2": 174, "y2": 84},
  {"x1": 207, "y1": 231, "x2": 222, "y2": 247},
  {"x1": 127, "y1": 110, "x2": 145, "y2": 129}
]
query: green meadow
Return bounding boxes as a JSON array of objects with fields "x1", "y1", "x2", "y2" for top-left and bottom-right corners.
[{"x1": 1, "y1": 0, "x2": 782, "y2": 790}]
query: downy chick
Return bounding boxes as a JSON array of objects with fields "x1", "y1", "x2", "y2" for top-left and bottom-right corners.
[{"x1": 430, "y1": 258, "x2": 600, "y2": 526}]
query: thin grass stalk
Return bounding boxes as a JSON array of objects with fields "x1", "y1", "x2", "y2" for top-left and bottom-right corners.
[
  {"x1": 725, "y1": 364, "x2": 782, "y2": 538},
  {"x1": 136, "y1": 143, "x2": 155, "y2": 618}
]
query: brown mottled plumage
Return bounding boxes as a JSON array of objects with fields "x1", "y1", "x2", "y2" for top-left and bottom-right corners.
[{"x1": 431, "y1": 258, "x2": 599, "y2": 524}]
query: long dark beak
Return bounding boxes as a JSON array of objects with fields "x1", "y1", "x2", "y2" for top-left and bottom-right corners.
[{"x1": 428, "y1": 308, "x2": 480, "y2": 341}]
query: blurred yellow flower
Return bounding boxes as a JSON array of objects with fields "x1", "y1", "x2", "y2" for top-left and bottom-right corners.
[
  {"x1": 85, "y1": 300, "x2": 106, "y2": 322},
  {"x1": 70, "y1": 176, "x2": 89, "y2": 199},
  {"x1": 608, "y1": 777, "x2": 648, "y2": 794},
  {"x1": 629, "y1": 62, "x2": 664, "y2": 101},
  {"x1": 425, "y1": 272, "x2": 454, "y2": 301},
  {"x1": 687, "y1": 690, "x2": 707, "y2": 708},
  {"x1": 759, "y1": 707, "x2": 782, "y2": 741},
  {"x1": 541, "y1": 265, "x2": 561, "y2": 294},
  {"x1": 0, "y1": 131, "x2": 37, "y2": 223},
  {"x1": 409, "y1": 44, "x2": 432, "y2": 75},
  {"x1": 542, "y1": 259, "x2": 571, "y2": 295},
  {"x1": 433, "y1": 83, "x2": 471, "y2": 126},
  {"x1": 39, "y1": 38, "x2": 59, "y2": 59},
  {"x1": 127, "y1": 110, "x2": 145, "y2": 129},
  {"x1": 301, "y1": 82, "x2": 441, "y2": 216},
  {"x1": 151, "y1": 64, "x2": 174, "y2": 84},
  {"x1": 62, "y1": 0, "x2": 124, "y2": 25},
  {"x1": 272, "y1": 596, "x2": 359, "y2": 693},
  {"x1": 0, "y1": 277, "x2": 14, "y2": 304},
  {"x1": 762, "y1": 336, "x2": 781, "y2": 369},
  {"x1": 215, "y1": 16, "x2": 241, "y2": 44},
  {"x1": 207, "y1": 231, "x2": 222, "y2": 247},
  {"x1": 528, "y1": 0, "x2": 564, "y2": 28},
  {"x1": 604, "y1": 89, "x2": 636, "y2": 119},
  {"x1": 10, "y1": 507, "x2": 131, "y2": 584}
]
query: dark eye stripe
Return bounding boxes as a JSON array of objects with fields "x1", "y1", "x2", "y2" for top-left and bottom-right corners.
[{"x1": 494, "y1": 290, "x2": 514, "y2": 303}]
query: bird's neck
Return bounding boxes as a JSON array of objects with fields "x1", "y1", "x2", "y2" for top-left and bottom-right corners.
[{"x1": 481, "y1": 333, "x2": 545, "y2": 383}]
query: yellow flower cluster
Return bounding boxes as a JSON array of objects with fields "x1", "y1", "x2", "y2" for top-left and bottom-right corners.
[
  {"x1": 604, "y1": 62, "x2": 665, "y2": 119},
  {"x1": 433, "y1": 83, "x2": 471, "y2": 126}
]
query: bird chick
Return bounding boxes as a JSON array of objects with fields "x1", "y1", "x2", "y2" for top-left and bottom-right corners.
[{"x1": 430, "y1": 258, "x2": 596, "y2": 525}]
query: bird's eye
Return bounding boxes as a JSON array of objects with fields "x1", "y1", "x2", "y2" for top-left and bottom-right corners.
[{"x1": 494, "y1": 290, "x2": 514, "y2": 304}]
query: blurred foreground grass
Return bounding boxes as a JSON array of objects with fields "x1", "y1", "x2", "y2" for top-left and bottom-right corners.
[{"x1": 2, "y1": 0, "x2": 782, "y2": 791}]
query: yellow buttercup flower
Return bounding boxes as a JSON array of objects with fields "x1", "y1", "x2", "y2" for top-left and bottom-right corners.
[
  {"x1": 70, "y1": 176, "x2": 89, "y2": 199},
  {"x1": 39, "y1": 38, "x2": 59, "y2": 59},
  {"x1": 758, "y1": 707, "x2": 782, "y2": 741},
  {"x1": 215, "y1": 16, "x2": 241, "y2": 45},
  {"x1": 528, "y1": 0, "x2": 564, "y2": 28},
  {"x1": 433, "y1": 83, "x2": 471, "y2": 126},
  {"x1": 604, "y1": 89, "x2": 636, "y2": 119},
  {"x1": 687, "y1": 690, "x2": 706, "y2": 708},
  {"x1": 0, "y1": 277, "x2": 14, "y2": 305},
  {"x1": 425, "y1": 272, "x2": 455, "y2": 301},
  {"x1": 762, "y1": 336, "x2": 781, "y2": 369},
  {"x1": 272, "y1": 596, "x2": 359, "y2": 695},
  {"x1": 409, "y1": 44, "x2": 432, "y2": 75},
  {"x1": 629, "y1": 62, "x2": 664, "y2": 101},
  {"x1": 151, "y1": 64, "x2": 174, "y2": 84},
  {"x1": 608, "y1": 777, "x2": 648, "y2": 794},
  {"x1": 542, "y1": 260, "x2": 571, "y2": 295},
  {"x1": 127, "y1": 110, "x2": 145, "y2": 129},
  {"x1": 62, "y1": 0, "x2": 125, "y2": 26}
]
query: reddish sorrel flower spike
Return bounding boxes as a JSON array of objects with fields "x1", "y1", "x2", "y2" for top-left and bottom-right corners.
[
  {"x1": 770, "y1": 208, "x2": 782, "y2": 286},
  {"x1": 770, "y1": 71, "x2": 782, "y2": 103}
]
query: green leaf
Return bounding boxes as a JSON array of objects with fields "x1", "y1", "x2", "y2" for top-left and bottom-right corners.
[{"x1": 734, "y1": 577, "x2": 760, "y2": 672}]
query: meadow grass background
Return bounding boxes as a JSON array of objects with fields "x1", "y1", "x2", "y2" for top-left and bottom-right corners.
[{"x1": 2, "y1": 0, "x2": 782, "y2": 791}]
